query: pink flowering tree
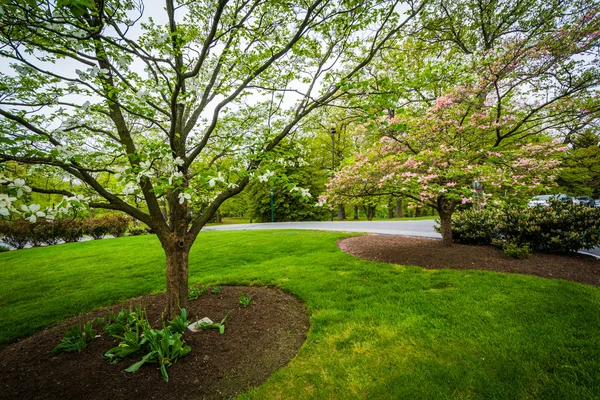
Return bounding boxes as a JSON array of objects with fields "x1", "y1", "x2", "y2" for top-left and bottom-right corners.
[{"x1": 325, "y1": 4, "x2": 600, "y2": 246}]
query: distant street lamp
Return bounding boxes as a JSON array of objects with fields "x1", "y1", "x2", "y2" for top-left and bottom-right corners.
[
  {"x1": 330, "y1": 127, "x2": 336, "y2": 222},
  {"x1": 269, "y1": 187, "x2": 275, "y2": 223}
]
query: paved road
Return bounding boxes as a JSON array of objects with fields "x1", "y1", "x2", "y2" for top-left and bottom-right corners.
[
  {"x1": 204, "y1": 220, "x2": 600, "y2": 258},
  {"x1": 203, "y1": 220, "x2": 442, "y2": 238}
]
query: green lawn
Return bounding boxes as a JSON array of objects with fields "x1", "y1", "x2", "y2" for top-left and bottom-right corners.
[{"x1": 1, "y1": 230, "x2": 599, "y2": 399}]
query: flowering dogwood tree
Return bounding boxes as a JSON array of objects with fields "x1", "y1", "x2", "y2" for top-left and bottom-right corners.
[
  {"x1": 0, "y1": 0, "x2": 425, "y2": 315},
  {"x1": 325, "y1": 2, "x2": 600, "y2": 246}
]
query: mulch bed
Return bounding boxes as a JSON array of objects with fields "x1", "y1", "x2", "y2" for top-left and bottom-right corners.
[
  {"x1": 338, "y1": 235, "x2": 600, "y2": 286},
  {"x1": 0, "y1": 286, "x2": 309, "y2": 400}
]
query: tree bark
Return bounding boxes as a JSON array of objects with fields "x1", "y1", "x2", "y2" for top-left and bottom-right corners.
[
  {"x1": 438, "y1": 211, "x2": 453, "y2": 247},
  {"x1": 415, "y1": 205, "x2": 421, "y2": 217},
  {"x1": 215, "y1": 210, "x2": 222, "y2": 223},
  {"x1": 396, "y1": 199, "x2": 403, "y2": 218},
  {"x1": 337, "y1": 204, "x2": 345, "y2": 220},
  {"x1": 366, "y1": 205, "x2": 374, "y2": 221},
  {"x1": 163, "y1": 241, "x2": 190, "y2": 318},
  {"x1": 353, "y1": 205, "x2": 359, "y2": 220},
  {"x1": 388, "y1": 201, "x2": 394, "y2": 219}
]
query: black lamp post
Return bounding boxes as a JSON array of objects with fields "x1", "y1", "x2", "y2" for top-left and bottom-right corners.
[{"x1": 330, "y1": 127, "x2": 336, "y2": 222}]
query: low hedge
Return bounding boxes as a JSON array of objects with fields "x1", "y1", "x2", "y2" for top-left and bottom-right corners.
[
  {"x1": 448, "y1": 201, "x2": 600, "y2": 253},
  {"x1": 0, "y1": 214, "x2": 130, "y2": 249}
]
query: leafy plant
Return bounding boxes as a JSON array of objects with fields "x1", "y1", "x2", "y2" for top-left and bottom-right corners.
[
  {"x1": 104, "y1": 326, "x2": 145, "y2": 363},
  {"x1": 503, "y1": 242, "x2": 531, "y2": 259},
  {"x1": 167, "y1": 308, "x2": 189, "y2": 335},
  {"x1": 83, "y1": 217, "x2": 111, "y2": 240},
  {"x1": 125, "y1": 327, "x2": 191, "y2": 382},
  {"x1": 53, "y1": 318, "x2": 105, "y2": 353},
  {"x1": 197, "y1": 312, "x2": 231, "y2": 334},
  {"x1": 211, "y1": 286, "x2": 222, "y2": 294},
  {"x1": 104, "y1": 306, "x2": 150, "y2": 338},
  {"x1": 0, "y1": 244, "x2": 9, "y2": 252},
  {"x1": 440, "y1": 208, "x2": 501, "y2": 245},
  {"x1": 104, "y1": 215, "x2": 129, "y2": 237},
  {"x1": 188, "y1": 286, "x2": 208, "y2": 300},
  {"x1": 0, "y1": 220, "x2": 30, "y2": 249},
  {"x1": 239, "y1": 293, "x2": 253, "y2": 307},
  {"x1": 127, "y1": 226, "x2": 150, "y2": 236}
]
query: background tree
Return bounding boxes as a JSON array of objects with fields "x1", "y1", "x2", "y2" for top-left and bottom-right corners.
[
  {"x1": 557, "y1": 127, "x2": 600, "y2": 197},
  {"x1": 0, "y1": 0, "x2": 425, "y2": 315}
]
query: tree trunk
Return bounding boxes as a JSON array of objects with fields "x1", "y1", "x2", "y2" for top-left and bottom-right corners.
[
  {"x1": 337, "y1": 204, "x2": 345, "y2": 220},
  {"x1": 366, "y1": 205, "x2": 374, "y2": 221},
  {"x1": 438, "y1": 210, "x2": 453, "y2": 247},
  {"x1": 163, "y1": 242, "x2": 190, "y2": 318},
  {"x1": 353, "y1": 205, "x2": 359, "y2": 220},
  {"x1": 396, "y1": 199, "x2": 403, "y2": 218},
  {"x1": 388, "y1": 201, "x2": 394, "y2": 219},
  {"x1": 415, "y1": 205, "x2": 420, "y2": 217},
  {"x1": 215, "y1": 210, "x2": 222, "y2": 223}
]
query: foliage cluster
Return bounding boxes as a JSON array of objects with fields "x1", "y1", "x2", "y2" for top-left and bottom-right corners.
[
  {"x1": 448, "y1": 201, "x2": 600, "y2": 252},
  {"x1": 84, "y1": 215, "x2": 129, "y2": 240},
  {"x1": 53, "y1": 318, "x2": 105, "y2": 353},
  {"x1": 0, "y1": 218, "x2": 83, "y2": 249},
  {"x1": 502, "y1": 243, "x2": 531, "y2": 259},
  {"x1": 55, "y1": 306, "x2": 192, "y2": 382},
  {"x1": 438, "y1": 208, "x2": 501, "y2": 245},
  {"x1": 0, "y1": 215, "x2": 129, "y2": 248}
]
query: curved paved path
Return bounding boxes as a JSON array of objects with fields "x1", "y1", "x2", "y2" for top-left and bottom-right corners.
[
  {"x1": 203, "y1": 220, "x2": 441, "y2": 238},
  {"x1": 204, "y1": 220, "x2": 600, "y2": 258}
]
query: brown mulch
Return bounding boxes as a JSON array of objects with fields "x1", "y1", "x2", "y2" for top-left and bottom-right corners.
[
  {"x1": 0, "y1": 286, "x2": 309, "y2": 400},
  {"x1": 338, "y1": 235, "x2": 600, "y2": 286}
]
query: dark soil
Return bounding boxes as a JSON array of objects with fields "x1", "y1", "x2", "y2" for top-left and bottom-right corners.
[
  {"x1": 0, "y1": 286, "x2": 309, "y2": 400},
  {"x1": 339, "y1": 235, "x2": 600, "y2": 286}
]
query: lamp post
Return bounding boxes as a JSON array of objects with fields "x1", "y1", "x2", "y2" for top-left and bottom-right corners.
[
  {"x1": 330, "y1": 127, "x2": 336, "y2": 222},
  {"x1": 269, "y1": 187, "x2": 275, "y2": 222}
]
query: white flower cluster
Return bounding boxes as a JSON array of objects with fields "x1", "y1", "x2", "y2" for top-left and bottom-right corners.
[
  {"x1": 258, "y1": 170, "x2": 275, "y2": 182},
  {"x1": 1, "y1": 175, "x2": 87, "y2": 222},
  {"x1": 290, "y1": 186, "x2": 311, "y2": 198}
]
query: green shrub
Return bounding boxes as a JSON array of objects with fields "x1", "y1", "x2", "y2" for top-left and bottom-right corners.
[
  {"x1": 55, "y1": 218, "x2": 84, "y2": 243},
  {"x1": 503, "y1": 242, "x2": 531, "y2": 259},
  {"x1": 31, "y1": 220, "x2": 61, "y2": 246},
  {"x1": 104, "y1": 215, "x2": 129, "y2": 237},
  {"x1": 0, "y1": 220, "x2": 30, "y2": 249},
  {"x1": 499, "y1": 200, "x2": 600, "y2": 253},
  {"x1": 442, "y1": 208, "x2": 500, "y2": 245},
  {"x1": 449, "y1": 200, "x2": 600, "y2": 253},
  {"x1": 128, "y1": 226, "x2": 150, "y2": 236},
  {"x1": 83, "y1": 218, "x2": 110, "y2": 240},
  {"x1": 0, "y1": 244, "x2": 10, "y2": 252}
]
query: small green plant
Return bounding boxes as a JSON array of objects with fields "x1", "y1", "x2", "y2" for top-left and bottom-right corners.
[
  {"x1": 197, "y1": 312, "x2": 231, "y2": 334},
  {"x1": 188, "y1": 286, "x2": 208, "y2": 300},
  {"x1": 104, "y1": 326, "x2": 145, "y2": 363},
  {"x1": 105, "y1": 306, "x2": 150, "y2": 338},
  {"x1": 53, "y1": 318, "x2": 105, "y2": 353},
  {"x1": 239, "y1": 292, "x2": 253, "y2": 307},
  {"x1": 211, "y1": 286, "x2": 222, "y2": 294},
  {"x1": 125, "y1": 327, "x2": 191, "y2": 382},
  {"x1": 503, "y1": 242, "x2": 531, "y2": 259},
  {"x1": 167, "y1": 308, "x2": 190, "y2": 335},
  {"x1": 0, "y1": 244, "x2": 10, "y2": 252}
]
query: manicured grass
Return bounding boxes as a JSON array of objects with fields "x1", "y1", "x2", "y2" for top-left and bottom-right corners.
[{"x1": 1, "y1": 231, "x2": 599, "y2": 399}]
